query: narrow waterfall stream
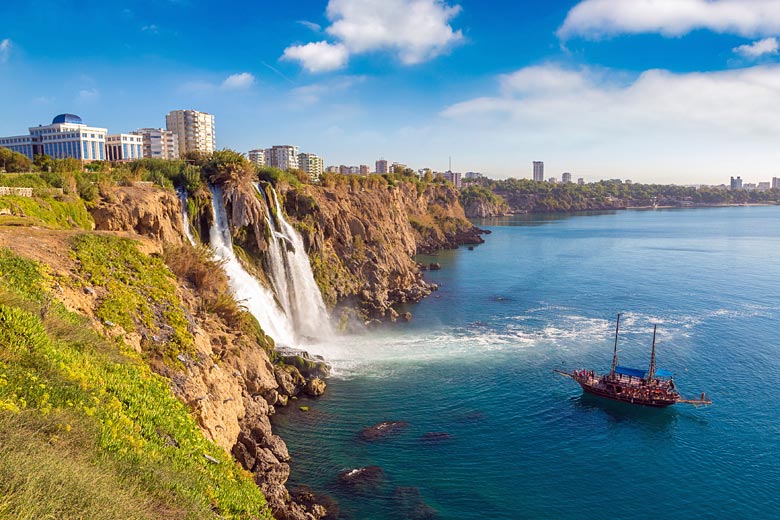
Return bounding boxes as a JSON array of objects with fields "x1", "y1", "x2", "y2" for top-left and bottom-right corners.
[
  {"x1": 207, "y1": 184, "x2": 297, "y2": 345},
  {"x1": 176, "y1": 188, "x2": 197, "y2": 246},
  {"x1": 257, "y1": 183, "x2": 332, "y2": 340}
]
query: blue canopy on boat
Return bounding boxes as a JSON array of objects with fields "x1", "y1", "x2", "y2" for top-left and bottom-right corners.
[{"x1": 615, "y1": 366, "x2": 673, "y2": 378}]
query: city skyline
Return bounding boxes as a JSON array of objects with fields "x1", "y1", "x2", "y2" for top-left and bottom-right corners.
[{"x1": 4, "y1": 1, "x2": 780, "y2": 183}]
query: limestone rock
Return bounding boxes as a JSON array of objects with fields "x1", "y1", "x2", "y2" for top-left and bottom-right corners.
[{"x1": 304, "y1": 378, "x2": 326, "y2": 397}]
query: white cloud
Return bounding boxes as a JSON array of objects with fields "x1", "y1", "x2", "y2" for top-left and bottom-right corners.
[
  {"x1": 0, "y1": 38, "x2": 11, "y2": 64},
  {"x1": 282, "y1": 41, "x2": 349, "y2": 73},
  {"x1": 297, "y1": 20, "x2": 322, "y2": 32},
  {"x1": 141, "y1": 24, "x2": 159, "y2": 33},
  {"x1": 733, "y1": 37, "x2": 780, "y2": 58},
  {"x1": 76, "y1": 88, "x2": 100, "y2": 103},
  {"x1": 221, "y1": 72, "x2": 256, "y2": 90},
  {"x1": 441, "y1": 64, "x2": 780, "y2": 181},
  {"x1": 559, "y1": 0, "x2": 780, "y2": 40},
  {"x1": 291, "y1": 75, "x2": 367, "y2": 105},
  {"x1": 282, "y1": 0, "x2": 463, "y2": 72}
]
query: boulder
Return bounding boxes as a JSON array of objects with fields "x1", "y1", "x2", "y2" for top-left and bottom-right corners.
[
  {"x1": 337, "y1": 466, "x2": 384, "y2": 491},
  {"x1": 304, "y1": 378, "x2": 327, "y2": 397},
  {"x1": 429, "y1": 262, "x2": 441, "y2": 270}
]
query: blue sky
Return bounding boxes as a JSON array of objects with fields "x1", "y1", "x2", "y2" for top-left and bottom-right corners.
[{"x1": 3, "y1": 0, "x2": 780, "y2": 184}]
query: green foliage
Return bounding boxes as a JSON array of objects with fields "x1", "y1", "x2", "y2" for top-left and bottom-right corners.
[
  {"x1": 256, "y1": 165, "x2": 303, "y2": 188},
  {"x1": 0, "y1": 173, "x2": 48, "y2": 188},
  {"x1": 70, "y1": 235, "x2": 193, "y2": 359},
  {"x1": 203, "y1": 149, "x2": 253, "y2": 185},
  {"x1": 0, "y1": 259, "x2": 272, "y2": 519},
  {"x1": 0, "y1": 147, "x2": 33, "y2": 173},
  {"x1": 459, "y1": 184, "x2": 507, "y2": 208},
  {"x1": 0, "y1": 194, "x2": 93, "y2": 229}
]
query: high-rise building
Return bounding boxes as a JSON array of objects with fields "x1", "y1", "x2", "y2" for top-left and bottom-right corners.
[
  {"x1": 376, "y1": 159, "x2": 388, "y2": 174},
  {"x1": 533, "y1": 161, "x2": 544, "y2": 182},
  {"x1": 360, "y1": 165, "x2": 370, "y2": 175},
  {"x1": 772, "y1": 177, "x2": 779, "y2": 189},
  {"x1": 264, "y1": 145, "x2": 299, "y2": 170},
  {"x1": 325, "y1": 165, "x2": 339, "y2": 173},
  {"x1": 391, "y1": 162, "x2": 407, "y2": 173},
  {"x1": 562, "y1": 172, "x2": 572, "y2": 183},
  {"x1": 442, "y1": 171, "x2": 462, "y2": 188},
  {"x1": 0, "y1": 113, "x2": 107, "y2": 161},
  {"x1": 730, "y1": 176, "x2": 743, "y2": 190},
  {"x1": 106, "y1": 134, "x2": 144, "y2": 162},
  {"x1": 135, "y1": 128, "x2": 179, "y2": 160},
  {"x1": 577, "y1": 178, "x2": 585, "y2": 185},
  {"x1": 165, "y1": 109, "x2": 216, "y2": 155},
  {"x1": 248, "y1": 149, "x2": 266, "y2": 167},
  {"x1": 298, "y1": 152, "x2": 324, "y2": 181},
  {"x1": 339, "y1": 165, "x2": 350, "y2": 175}
]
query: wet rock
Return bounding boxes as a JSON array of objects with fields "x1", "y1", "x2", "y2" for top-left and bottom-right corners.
[
  {"x1": 337, "y1": 466, "x2": 384, "y2": 491},
  {"x1": 360, "y1": 421, "x2": 409, "y2": 441},
  {"x1": 429, "y1": 262, "x2": 441, "y2": 270},
  {"x1": 291, "y1": 485, "x2": 339, "y2": 520},
  {"x1": 275, "y1": 365, "x2": 304, "y2": 396},
  {"x1": 421, "y1": 432, "x2": 451, "y2": 442},
  {"x1": 278, "y1": 349, "x2": 331, "y2": 379},
  {"x1": 304, "y1": 377, "x2": 327, "y2": 397}
]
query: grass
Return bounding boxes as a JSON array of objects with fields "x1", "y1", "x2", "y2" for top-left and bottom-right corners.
[
  {"x1": 0, "y1": 248, "x2": 273, "y2": 520},
  {"x1": 70, "y1": 234, "x2": 194, "y2": 360},
  {"x1": 0, "y1": 194, "x2": 93, "y2": 230}
]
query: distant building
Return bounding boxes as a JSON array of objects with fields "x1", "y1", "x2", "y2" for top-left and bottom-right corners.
[
  {"x1": 298, "y1": 153, "x2": 324, "y2": 181},
  {"x1": 577, "y1": 178, "x2": 585, "y2": 185},
  {"x1": 391, "y1": 162, "x2": 407, "y2": 173},
  {"x1": 730, "y1": 176, "x2": 743, "y2": 190},
  {"x1": 265, "y1": 145, "x2": 299, "y2": 170},
  {"x1": 548, "y1": 177, "x2": 557, "y2": 183},
  {"x1": 135, "y1": 128, "x2": 179, "y2": 160},
  {"x1": 442, "y1": 171, "x2": 462, "y2": 188},
  {"x1": 464, "y1": 171, "x2": 483, "y2": 179},
  {"x1": 757, "y1": 181, "x2": 771, "y2": 191},
  {"x1": 325, "y1": 165, "x2": 339, "y2": 173},
  {"x1": 743, "y1": 182, "x2": 757, "y2": 191},
  {"x1": 773, "y1": 177, "x2": 779, "y2": 189},
  {"x1": 106, "y1": 133, "x2": 143, "y2": 162},
  {"x1": 533, "y1": 161, "x2": 544, "y2": 182},
  {"x1": 248, "y1": 149, "x2": 266, "y2": 167},
  {"x1": 165, "y1": 109, "x2": 215, "y2": 155},
  {"x1": 376, "y1": 159, "x2": 389, "y2": 174},
  {"x1": 360, "y1": 164, "x2": 370, "y2": 175},
  {"x1": 0, "y1": 113, "x2": 107, "y2": 161},
  {"x1": 561, "y1": 172, "x2": 572, "y2": 184}
]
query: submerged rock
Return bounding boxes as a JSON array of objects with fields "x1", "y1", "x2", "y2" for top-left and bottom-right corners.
[
  {"x1": 429, "y1": 262, "x2": 441, "y2": 270},
  {"x1": 394, "y1": 486, "x2": 438, "y2": 520},
  {"x1": 337, "y1": 465, "x2": 384, "y2": 490},
  {"x1": 421, "y1": 432, "x2": 451, "y2": 442},
  {"x1": 360, "y1": 421, "x2": 409, "y2": 441}
]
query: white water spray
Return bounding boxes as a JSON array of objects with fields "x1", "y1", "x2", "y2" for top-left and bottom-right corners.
[
  {"x1": 208, "y1": 185, "x2": 297, "y2": 345},
  {"x1": 257, "y1": 183, "x2": 332, "y2": 339},
  {"x1": 176, "y1": 188, "x2": 197, "y2": 246}
]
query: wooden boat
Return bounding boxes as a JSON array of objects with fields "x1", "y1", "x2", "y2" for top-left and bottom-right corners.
[{"x1": 554, "y1": 314, "x2": 711, "y2": 407}]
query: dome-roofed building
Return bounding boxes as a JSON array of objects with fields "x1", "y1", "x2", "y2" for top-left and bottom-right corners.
[{"x1": 52, "y1": 113, "x2": 84, "y2": 125}]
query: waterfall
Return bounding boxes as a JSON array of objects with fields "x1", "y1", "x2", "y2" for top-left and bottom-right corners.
[
  {"x1": 176, "y1": 188, "x2": 197, "y2": 246},
  {"x1": 208, "y1": 185, "x2": 297, "y2": 345},
  {"x1": 257, "y1": 183, "x2": 332, "y2": 339}
]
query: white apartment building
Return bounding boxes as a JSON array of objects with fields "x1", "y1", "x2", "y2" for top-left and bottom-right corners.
[
  {"x1": 106, "y1": 133, "x2": 143, "y2": 162},
  {"x1": 562, "y1": 172, "x2": 572, "y2": 184},
  {"x1": 376, "y1": 159, "x2": 388, "y2": 174},
  {"x1": 135, "y1": 128, "x2": 179, "y2": 160},
  {"x1": 298, "y1": 153, "x2": 324, "y2": 181},
  {"x1": 264, "y1": 145, "x2": 299, "y2": 170},
  {"x1": 533, "y1": 161, "x2": 544, "y2": 182},
  {"x1": 325, "y1": 165, "x2": 339, "y2": 173},
  {"x1": 360, "y1": 165, "x2": 370, "y2": 175},
  {"x1": 248, "y1": 149, "x2": 266, "y2": 167},
  {"x1": 0, "y1": 114, "x2": 107, "y2": 161},
  {"x1": 165, "y1": 109, "x2": 215, "y2": 155}
]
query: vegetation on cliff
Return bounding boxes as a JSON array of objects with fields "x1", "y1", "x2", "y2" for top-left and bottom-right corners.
[
  {"x1": 468, "y1": 177, "x2": 780, "y2": 213},
  {"x1": 459, "y1": 184, "x2": 509, "y2": 218},
  {"x1": 0, "y1": 247, "x2": 272, "y2": 519}
]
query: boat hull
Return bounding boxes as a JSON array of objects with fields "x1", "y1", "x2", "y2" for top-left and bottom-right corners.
[{"x1": 578, "y1": 381, "x2": 676, "y2": 408}]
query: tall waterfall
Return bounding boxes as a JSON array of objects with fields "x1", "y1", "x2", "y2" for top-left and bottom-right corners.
[
  {"x1": 258, "y1": 184, "x2": 332, "y2": 340},
  {"x1": 208, "y1": 185, "x2": 297, "y2": 345},
  {"x1": 176, "y1": 188, "x2": 197, "y2": 246}
]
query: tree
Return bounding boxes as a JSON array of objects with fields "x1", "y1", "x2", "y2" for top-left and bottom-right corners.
[{"x1": 0, "y1": 147, "x2": 33, "y2": 173}]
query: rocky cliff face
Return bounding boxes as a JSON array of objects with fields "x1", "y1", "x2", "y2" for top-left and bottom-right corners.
[
  {"x1": 281, "y1": 178, "x2": 484, "y2": 321},
  {"x1": 462, "y1": 197, "x2": 510, "y2": 218},
  {"x1": 90, "y1": 185, "x2": 185, "y2": 243}
]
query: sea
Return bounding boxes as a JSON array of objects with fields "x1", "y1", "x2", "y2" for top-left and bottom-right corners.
[{"x1": 272, "y1": 206, "x2": 780, "y2": 520}]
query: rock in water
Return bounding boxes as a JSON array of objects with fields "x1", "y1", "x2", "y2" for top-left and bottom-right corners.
[
  {"x1": 394, "y1": 486, "x2": 438, "y2": 519},
  {"x1": 304, "y1": 377, "x2": 327, "y2": 396},
  {"x1": 429, "y1": 262, "x2": 441, "y2": 270},
  {"x1": 337, "y1": 466, "x2": 384, "y2": 491},
  {"x1": 421, "y1": 432, "x2": 451, "y2": 442},
  {"x1": 360, "y1": 421, "x2": 409, "y2": 441}
]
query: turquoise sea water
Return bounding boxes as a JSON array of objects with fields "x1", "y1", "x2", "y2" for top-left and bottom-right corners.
[{"x1": 273, "y1": 206, "x2": 780, "y2": 519}]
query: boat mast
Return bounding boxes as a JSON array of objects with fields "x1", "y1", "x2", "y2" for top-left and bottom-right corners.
[
  {"x1": 646, "y1": 324, "x2": 657, "y2": 382},
  {"x1": 610, "y1": 313, "x2": 621, "y2": 377}
]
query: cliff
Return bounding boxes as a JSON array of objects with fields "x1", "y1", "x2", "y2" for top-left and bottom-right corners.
[
  {"x1": 280, "y1": 176, "x2": 484, "y2": 320},
  {"x1": 459, "y1": 185, "x2": 511, "y2": 218}
]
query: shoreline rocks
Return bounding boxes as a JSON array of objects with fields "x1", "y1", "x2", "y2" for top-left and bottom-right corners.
[{"x1": 360, "y1": 421, "x2": 410, "y2": 441}]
